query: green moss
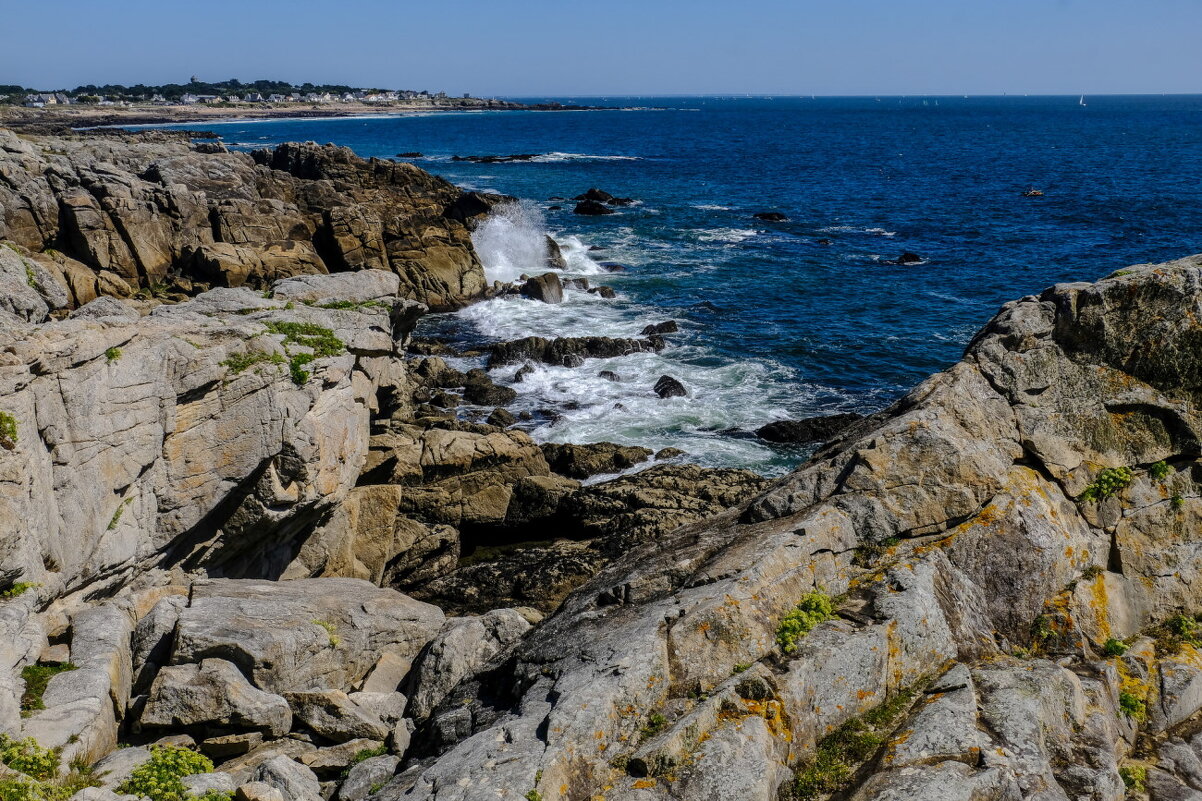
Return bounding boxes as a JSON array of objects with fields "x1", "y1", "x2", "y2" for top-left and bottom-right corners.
[
  {"x1": 221, "y1": 351, "x2": 286, "y2": 376},
  {"x1": 117, "y1": 744, "x2": 213, "y2": 801},
  {"x1": 1172, "y1": 495, "x2": 1185, "y2": 510},
  {"x1": 639, "y1": 712, "x2": 668, "y2": 742},
  {"x1": 1030, "y1": 614, "x2": 1054, "y2": 644},
  {"x1": 20, "y1": 664, "x2": 77, "y2": 716},
  {"x1": 288, "y1": 353, "x2": 316, "y2": 385},
  {"x1": 312, "y1": 299, "x2": 386, "y2": 311},
  {"x1": 732, "y1": 663, "x2": 751, "y2": 675},
  {"x1": 523, "y1": 792, "x2": 542, "y2": 801},
  {"x1": 24, "y1": 263, "x2": 36, "y2": 289},
  {"x1": 104, "y1": 347, "x2": 122, "y2": 363},
  {"x1": 1102, "y1": 638, "x2": 1128, "y2": 657},
  {"x1": 190, "y1": 793, "x2": 233, "y2": 801},
  {"x1": 0, "y1": 583, "x2": 36, "y2": 600},
  {"x1": 1119, "y1": 691, "x2": 1146, "y2": 721},
  {"x1": 0, "y1": 411, "x2": 17, "y2": 449},
  {"x1": 367, "y1": 785, "x2": 385, "y2": 796},
  {"x1": 107, "y1": 497, "x2": 134, "y2": 531},
  {"x1": 790, "y1": 684, "x2": 920, "y2": 801},
  {"x1": 1078, "y1": 466, "x2": 1133, "y2": 502},
  {"x1": 1149, "y1": 460, "x2": 1171, "y2": 480},
  {"x1": 253, "y1": 321, "x2": 346, "y2": 385},
  {"x1": 1120, "y1": 764, "x2": 1147, "y2": 791},
  {"x1": 776, "y1": 591, "x2": 835, "y2": 654}
]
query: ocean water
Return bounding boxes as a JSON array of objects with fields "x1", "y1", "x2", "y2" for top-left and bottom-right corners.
[{"x1": 154, "y1": 95, "x2": 1202, "y2": 475}]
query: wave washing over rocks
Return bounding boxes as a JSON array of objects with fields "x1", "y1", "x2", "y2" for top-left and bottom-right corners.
[{"x1": 1, "y1": 126, "x2": 1202, "y2": 801}]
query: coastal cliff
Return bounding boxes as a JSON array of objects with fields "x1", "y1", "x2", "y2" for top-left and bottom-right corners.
[{"x1": 0, "y1": 128, "x2": 1200, "y2": 801}]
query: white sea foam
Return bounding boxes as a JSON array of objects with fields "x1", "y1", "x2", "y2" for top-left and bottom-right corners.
[
  {"x1": 820, "y1": 225, "x2": 897, "y2": 237},
  {"x1": 693, "y1": 228, "x2": 757, "y2": 243},
  {"x1": 692, "y1": 204, "x2": 735, "y2": 211}
]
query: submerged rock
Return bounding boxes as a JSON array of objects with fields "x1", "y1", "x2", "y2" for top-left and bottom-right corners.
[
  {"x1": 753, "y1": 211, "x2": 789, "y2": 222},
  {"x1": 488, "y1": 335, "x2": 665, "y2": 367},
  {"x1": 573, "y1": 199, "x2": 615, "y2": 216},
  {"x1": 755, "y1": 412, "x2": 864, "y2": 444},
  {"x1": 654, "y1": 374, "x2": 688, "y2": 398}
]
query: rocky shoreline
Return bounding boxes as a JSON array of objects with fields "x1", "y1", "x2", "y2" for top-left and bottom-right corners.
[{"x1": 1, "y1": 126, "x2": 1202, "y2": 801}]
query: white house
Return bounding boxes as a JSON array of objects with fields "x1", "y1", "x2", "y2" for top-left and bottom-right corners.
[
  {"x1": 243, "y1": 93, "x2": 265, "y2": 103},
  {"x1": 180, "y1": 93, "x2": 201, "y2": 104}
]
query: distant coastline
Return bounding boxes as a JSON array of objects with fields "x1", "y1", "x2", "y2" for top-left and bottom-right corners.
[{"x1": 0, "y1": 98, "x2": 608, "y2": 133}]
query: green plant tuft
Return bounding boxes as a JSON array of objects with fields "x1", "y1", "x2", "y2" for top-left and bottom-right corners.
[
  {"x1": 0, "y1": 735, "x2": 60, "y2": 781},
  {"x1": 732, "y1": 663, "x2": 750, "y2": 675},
  {"x1": 639, "y1": 712, "x2": 668, "y2": 742},
  {"x1": 339, "y1": 744, "x2": 387, "y2": 778},
  {"x1": 104, "y1": 347, "x2": 122, "y2": 363},
  {"x1": 311, "y1": 619, "x2": 340, "y2": 648},
  {"x1": 20, "y1": 664, "x2": 77, "y2": 716},
  {"x1": 191, "y1": 793, "x2": 233, "y2": 801},
  {"x1": 1120, "y1": 764, "x2": 1147, "y2": 791},
  {"x1": 107, "y1": 497, "x2": 134, "y2": 531},
  {"x1": 0, "y1": 411, "x2": 17, "y2": 449},
  {"x1": 1030, "y1": 614, "x2": 1054, "y2": 644},
  {"x1": 523, "y1": 792, "x2": 542, "y2": 801},
  {"x1": 1119, "y1": 691, "x2": 1146, "y2": 721},
  {"x1": 1172, "y1": 495, "x2": 1185, "y2": 510},
  {"x1": 116, "y1": 744, "x2": 213, "y2": 801},
  {"x1": 1149, "y1": 460, "x2": 1171, "y2": 480},
  {"x1": 1078, "y1": 466, "x2": 1133, "y2": 502},
  {"x1": 0, "y1": 583, "x2": 36, "y2": 600},
  {"x1": 776, "y1": 592, "x2": 835, "y2": 654},
  {"x1": 1101, "y1": 638, "x2": 1128, "y2": 657},
  {"x1": 221, "y1": 351, "x2": 286, "y2": 376}
]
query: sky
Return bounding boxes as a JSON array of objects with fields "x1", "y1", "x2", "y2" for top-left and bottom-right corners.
[{"x1": 2, "y1": 0, "x2": 1199, "y2": 96}]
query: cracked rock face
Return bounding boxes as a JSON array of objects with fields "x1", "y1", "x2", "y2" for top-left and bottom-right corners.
[
  {"x1": 389, "y1": 256, "x2": 1202, "y2": 800},
  {"x1": 0, "y1": 130, "x2": 486, "y2": 310}
]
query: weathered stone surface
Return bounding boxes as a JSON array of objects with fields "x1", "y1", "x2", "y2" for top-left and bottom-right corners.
[
  {"x1": 283, "y1": 691, "x2": 390, "y2": 743},
  {"x1": 182, "y1": 772, "x2": 238, "y2": 796},
  {"x1": 0, "y1": 130, "x2": 485, "y2": 310},
  {"x1": 520, "y1": 272, "x2": 564, "y2": 304},
  {"x1": 405, "y1": 609, "x2": 532, "y2": 721},
  {"x1": 540, "y1": 442, "x2": 652, "y2": 479},
  {"x1": 140, "y1": 658, "x2": 292, "y2": 737},
  {"x1": 252, "y1": 756, "x2": 322, "y2": 801},
  {"x1": 172, "y1": 579, "x2": 443, "y2": 694},
  {"x1": 338, "y1": 755, "x2": 399, "y2": 801},
  {"x1": 93, "y1": 746, "x2": 152, "y2": 789}
]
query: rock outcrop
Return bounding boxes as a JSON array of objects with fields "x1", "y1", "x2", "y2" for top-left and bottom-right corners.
[
  {"x1": 0, "y1": 129, "x2": 486, "y2": 310},
  {"x1": 385, "y1": 255, "x2": 1202, "y2": 801}
]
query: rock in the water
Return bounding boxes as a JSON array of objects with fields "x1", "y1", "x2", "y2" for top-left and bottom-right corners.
[
  {"x1": 654, "y1": 374, "x2": 688, "y2": 398},
  {"x1": 519, "y1": 272, "x2": 564, "y2": 304},
  {"x1": 755, "y1": 412, "x2": 864, "y2": 444},
  {"x1": 489, "y1": 335, "x2": 664, "y2": 367},
  {"x1": 753, "y1": 212, "x2": 789, "y2": 222},
  {"x1": 641, "y1": 320, "x2": 679, "y2": 335},
  {"x1": 486, "y1": 408, "x2": 517, "y2": 428},
  {"x1": 573, "y1": 200, "x2": 615, "y2": 216},
  {"x1": 140, "y1": 658, "x2": 293, "y2": 738},
  {"x1": 462, "y1": 369, "x2": 518, "y2": 406},
  {"x1": 573, "y1": 188, "x2": 615, "y2": 202},
  {"x1": 544, "y1": 236, "x2": 567, "y2": 270}
]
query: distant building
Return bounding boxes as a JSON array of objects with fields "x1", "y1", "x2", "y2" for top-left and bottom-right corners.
[
  {"x1": 266, "y1": 94, "x2": 287, "y2": 103},
  {"x1": 243, "y1": 93, "x2": 265, "y2": 103},
  {"x1": 180, "y1": 93, "x2": 201, "y2": 104},
  {"x1": 23, "y1": 93, "x2": 68, "y2": 107}
]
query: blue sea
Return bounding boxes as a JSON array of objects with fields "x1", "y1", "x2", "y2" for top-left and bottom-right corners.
[{"x1": 153, "y1": 95, "x2": 1202, "y2": 475}]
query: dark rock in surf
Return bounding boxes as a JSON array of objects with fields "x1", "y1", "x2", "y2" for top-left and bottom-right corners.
[
  {"x1": 882, "y1": 252, "x2": 924, "y2": 266},
  {"x1": 574, "y1": 188, "x2": 616, "y2": 203},
  {"x1": 598, "y1": 262, "x2": 627, "y2": 272},
  {"x1": 755, "y1": 412, "x2": 864, "y2": 444},
  {"x1": 598, "y1": 370, "x2": 620, "y2": 382},
  {"x1": 655, "y1": 447, "x2": 686, "y2": 460},
  {"x1": 565, "y1": 278, "x2": 590, "y2": 290},
  {"x1": 574, "y1": 200, "x2": 615, "y2": 216},
  {"x1": 548, "y1": 206, "x2": 561, "y2": 211},
  {"x1": 520, "y1": 272, "x2": 564, "y2": 304},
  {"x1": 641, "y1": 321, "x2": 679, "y2": 336},
  {"x1": 754, "y1": 212, "x2": 789, "y2": 222},
  {"x1": 445, "y1": 191, "x2": 517, "y2": 228},
  {"x1": 487, "y1": 408, "x2": 518, "y2": 428},
  {"x1": 396, "y1": 152, "x2": 423, "y2": 158},
  {"x1": 545, "y1": 236, "x2": 568, "y2": 270},
  {"x1": 588, "y1": 286, "x2": 616, "y2": 299},
  {"x1": 541, "y1": 442, "x2": 653, "y2": 480},
  {"x1": 513, "y1": 364, "x2": 535, "y2": 383},
  {"x1": 489, "y1": 336, "x2": 666, "y2": 367},
  {"x1": 817, "y1": 238, "x2": 833, "y2": 246},
  {"x1": 462, "y1": 369, "x2": 518, "y2": 406},
  {"x1": 654, "y1": 375, "x2": 688, "y2": 398}
]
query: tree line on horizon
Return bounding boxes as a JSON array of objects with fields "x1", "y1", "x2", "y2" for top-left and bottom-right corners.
[{"x1": 1, "y1": 79, "x2": 404, "y2": 103}]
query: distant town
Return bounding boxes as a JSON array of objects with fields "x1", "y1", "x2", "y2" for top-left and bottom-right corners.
[{"x1": 2, "y1": 77, "x2": 492, "y2": 108}]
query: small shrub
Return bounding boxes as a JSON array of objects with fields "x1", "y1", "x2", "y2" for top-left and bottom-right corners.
[
  {"x1": 1030, "y1": 615, "x2": 1054, "y2": 643},
  {"x1": 1172, "y1": 495, "x2": 1185, "y2": 510},
  {"x1": 0, "y1": 583, "x2": 36, "y2": 600},
  {"x1": 775, "y1": 591, "x2": 835, "y2": 654},
  {"x1": 1119, "y1": 691, "x2": 1146, "y2": 721},
  {"x1": 1167, "y1": 614, "x2": 1198, "y2": 640},
  {"x1": 191, "y1": 793, "x2": 232, "y2": 801},
  {"x1": 1102, "y1": 638, "x2": 1128, "y2": 657},
  {"x1": 288, "y1": 353, "x2": 316, "y2": 385},
  {"x1": 0, "y1": 411, "x2": 17, "y2": 449},
  {"x1": 1078, "y1": 466, "x2": 1133, "y2": 502},
  {"x1": 263, "y1": 321, "x2": 345, "y2": 358},
  {"x1": 107, "y1": 497, "x2": 134, "y2": 531},
  {"x1": 1120, "y1": 764, "x2": 1147, "y2": 791},
  {"x1": 1149, "y1": 460, "x2": 1171, "y2": 480},
  {"x1": 117, "y1": 744, "x2": 213, "y2": 801},
  {"x1": 311, "y1": 619, "x2": 339, "y2": 648},
  {"x1": 0, "y1": 734, "x2": 59, "y2": 780},
  {"x1": 523, "y1": 792, "x2": 542, "y2": 801},
  {"x1": 104, "y1": 347, "x2": 122, "y2": 363},
  {"x1": 732, "y1": 663, "x2": 750, "y2": 675},
  {"x1": 20, "y1": 664, "x2": 77, "y2": 715}
]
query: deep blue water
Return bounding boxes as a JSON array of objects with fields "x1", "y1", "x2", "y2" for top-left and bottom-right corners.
[{"x1": 154, "y1": 96, "x2": 1202, "y2": 475}]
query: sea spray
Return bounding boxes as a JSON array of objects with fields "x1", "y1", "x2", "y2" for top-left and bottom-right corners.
[{"x1": 471, "y1": 201, "x2": 558, "y2": 284}]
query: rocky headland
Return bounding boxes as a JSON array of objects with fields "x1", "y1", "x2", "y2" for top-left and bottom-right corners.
[{"x1": 0, "y1": 127, "x2": 1201, "y2": 801}]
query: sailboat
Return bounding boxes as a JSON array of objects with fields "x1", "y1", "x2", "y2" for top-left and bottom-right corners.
[{"x1": 1079, "y1": 95, "x2": 1087, "y2": 107}]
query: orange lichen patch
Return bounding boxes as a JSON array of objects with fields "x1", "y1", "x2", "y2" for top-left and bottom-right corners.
[
  {"x1": 632, "y1": 779, "x2": 657, "y2": 790},
  {"x1": 595, "y1": 731, "x2": 606, "y2": 740},
  {"x1": 1087, "y1": 574, "x2": 1112, "y2": 641},
  {"x1": 856, "y1": 689, "x2": 877, "y2": 701},
  {"x1": 698, "y1": 622, "x2": 711, "y2": 634}
]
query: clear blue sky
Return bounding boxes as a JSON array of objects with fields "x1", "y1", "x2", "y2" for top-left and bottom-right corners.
[{"x1": 3, "y1": 0, "x2": 1199, "y2": 96}]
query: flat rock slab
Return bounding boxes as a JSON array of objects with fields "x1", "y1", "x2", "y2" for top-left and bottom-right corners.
[{"x1": 173, "y1": 578, "x2": 444, "y2": 693}]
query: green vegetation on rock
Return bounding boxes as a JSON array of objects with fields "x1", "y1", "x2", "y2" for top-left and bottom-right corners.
[
  {"x1": 0, "y1": 582, "x2": 36, "y2": 600},
  {"x1": 116, "y1": 744, "x2": 213, "y2": 801},
  {"x1": 1149, "y1": 460, "x2": 1171, "y2": 480},
  {"x1": 776, "y1": 591, "x2": 835, "y2": 654},
  {"x1": 221, "y1": 351, "x2": 286, "y2": 376},
  {"x1": 0, "y1": 735, "x2": 60, "y2": 780},
  {"x1": 20, "y1": 664, "x2": 77, "y2": 715},
  {"x1": 1120, "y1": 764, "x2": 1147, "y2": 791},
  {"x1": 1078, "y1": 467, "x2": 1133, "y2": 502},
  {"x1": 104, "y1": 347, "x2": 122, "y2": 363},
  {"x1": 260, "y1": 321, "x2": 346, "y2": 385},
  {"x1": 1119, "y1": 691, "x2": 1146, "y2": 721},
  {"x1": 1101, "y1": 638, "x2": 1128, "y2": 657},
  {"x1": 0, "y1": 411, "x2": 17, "y2": 449}
]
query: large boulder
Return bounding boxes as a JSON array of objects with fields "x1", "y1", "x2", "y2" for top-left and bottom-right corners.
[
  {"x1": 171, "y1": 579, "x2": 444, "y2": 694},
  {"x1": 282, "y1": 691, "x2": 390, "y2": 743},
  {"x1": 140, "y1": 658, "x2": 292, "y2": 738}
]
